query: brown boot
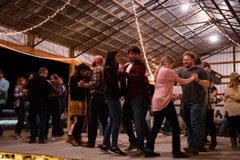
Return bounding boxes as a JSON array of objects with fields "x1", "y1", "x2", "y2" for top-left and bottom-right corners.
[
  {"x1": 76, "y1": 136, "x2": 82, "y2": 146},
  {"x1": 66, "y1": 135, "x2": 73, "y2": 143},
  {"x1": 71, "y1": 138, "x2": 79, "y2": 146}
]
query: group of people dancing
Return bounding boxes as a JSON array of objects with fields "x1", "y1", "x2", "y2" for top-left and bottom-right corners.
[
  {"x1": 1, "y1": 44, "x2": 240, "y2": 158},
  {"x1": 65, "y1": 45, "x2": 224, "y2": 158}
]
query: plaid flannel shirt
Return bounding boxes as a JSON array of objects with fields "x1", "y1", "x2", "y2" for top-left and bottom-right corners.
[
  {"x1": 83, "y1": 66, "x2": 106, "y2": 95},
  {"x1": 123, "y1": 60, "x2": 146, "y2": 98}
]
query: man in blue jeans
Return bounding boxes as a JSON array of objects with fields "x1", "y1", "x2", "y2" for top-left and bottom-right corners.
[
  {"x1": 178, "y1": 51, "x2": 209, "y2": 155},
  {"x1": 121, "y1": 46, "x2": 147, "y2": 157}
]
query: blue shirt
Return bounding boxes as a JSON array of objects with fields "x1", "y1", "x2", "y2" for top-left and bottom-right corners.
[{"x1": 0, "y1": 77, "x2": 9, "y2": 105}]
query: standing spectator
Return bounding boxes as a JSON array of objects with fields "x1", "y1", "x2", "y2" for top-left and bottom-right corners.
[
  {"x1": 80, "y1": 56, "x2": 108, "y2": 148},
  {"x1": 121, "y1": 46, "x2": 146, "y2": 156},
  {"x1": 26, "y1": 67, "x2": 55, "y2": 143},
  {"x1": 45, "y1": 74, "x2": 63, "y2": 141},
  {"x1": 66, "y1": 64, "x2": 89, "y2": 146},
  {"x1": 14, "y1": 77, "x2": 28, "y2": 139},
  {"x1": 224, "y1": 72, "x2": 240, "y2": 147},
  {"x1": 58, "y1": 77, "x2": 67, "y2": 136},
  {"x1": 0, "y1": 69, "x2": 9, "y2": 135},
  {"x1": 144, "y1": 55, "x2": 197, "y2": 158},
  {"x1": 178, "y1": 51, "x2": 209, "y2": 155},
  {"x1": 98, "y1": 51, "x2": 126, "y2": 155}
]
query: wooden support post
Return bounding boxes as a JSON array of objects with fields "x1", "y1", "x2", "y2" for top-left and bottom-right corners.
[
  {"x1": 233, "y1": 45, "x2": 236, "y2": 72},
  {"x1": 67, "y1": 48, "x2": 75, "y2": 129},
  {"x1": 27, "y1": 34, "x2": 34, "y2": 47}
]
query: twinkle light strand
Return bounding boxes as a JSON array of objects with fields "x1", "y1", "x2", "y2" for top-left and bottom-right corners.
[
  {"x1": 131, "y1": 0, "x2": 154, "y2": 80},
  {"x1": 0, "y1": 0, "x2": 71, "y2": 35}
]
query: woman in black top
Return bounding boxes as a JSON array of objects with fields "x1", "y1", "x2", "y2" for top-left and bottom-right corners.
[{"x1": 99, "y1": 51, "x2": 126, "y2": 155}]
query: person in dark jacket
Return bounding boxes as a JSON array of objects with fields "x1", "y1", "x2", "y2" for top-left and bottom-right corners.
[{"x1": 26, "y1": 67, "x2": 55, "y2": 143}]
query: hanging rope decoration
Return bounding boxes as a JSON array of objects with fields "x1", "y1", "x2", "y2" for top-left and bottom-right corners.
[
  {"x1": 0, "y1": 0, "x2": 71, "y2": 35},
  {"x1": 131, "y1": 0, "x2": 154, "y2": 80}
]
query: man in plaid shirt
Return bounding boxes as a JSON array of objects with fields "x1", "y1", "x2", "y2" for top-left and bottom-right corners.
[
  {"x1": 121, "y1": 46, "x2": 147, "y2": 156},
  {"x1": 80, "y1": 55, "x2": 108, "y2": 148}
]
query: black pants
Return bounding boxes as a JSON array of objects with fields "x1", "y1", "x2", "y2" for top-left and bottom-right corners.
[
  {"x1": 15, "y1": 106, "x2": 25, "y2": 135},
  {"x1": 146, "y1": 101, "x2": 181, "y2": 153},
  {"x1": 88, "y1": 93, "x2": 108, "y2": 145},
  {"x1": 72, "y1": 115, "x2": 85, "y2": 140},
  {"x1": 45, "y1": 101, "x2": 60, "y2": 137},
  {"x1": 29, "y1": 106, "x2": 47, "y2": 140},
  {"x1": 227, "y1": 115, "x2": 240, "y2": 139},
  {"x1": 205, "y1": 109, "x2": 216, "y2": 143}
]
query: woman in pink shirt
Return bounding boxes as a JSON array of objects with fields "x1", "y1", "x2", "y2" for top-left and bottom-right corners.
[{"x1": 145, "y1": 55, "x2": 198, "y2": 158}]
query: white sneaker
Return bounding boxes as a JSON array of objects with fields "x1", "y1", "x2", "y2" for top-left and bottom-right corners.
[{"x1": 51, "y1": 137, "x2": 56, "y2": 141}]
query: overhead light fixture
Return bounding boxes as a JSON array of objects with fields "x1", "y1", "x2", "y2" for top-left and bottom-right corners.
[
  {"x1": 209, "y1": 35, "x2": 219, "y2": 43},
  {"x1": 181, "y1": 4, "x2": 189, "y2": 11}
]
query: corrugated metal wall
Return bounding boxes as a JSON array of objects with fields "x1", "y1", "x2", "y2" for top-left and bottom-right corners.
[{"x1": 202, "y1": 45, "x2": 240, "y2": 114}]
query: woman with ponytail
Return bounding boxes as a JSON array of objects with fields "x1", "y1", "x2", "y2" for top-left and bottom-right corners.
[{"x1": 145, "y1": 55, "x2": 198, "y2": 158}]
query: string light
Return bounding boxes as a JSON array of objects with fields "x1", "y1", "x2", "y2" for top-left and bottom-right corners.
[
  {"x1": 0, "y1": 0, "x2": 71, "y2": 35},
  {"x1": 131, "y1": 0, "x2": 154, "y2": 80}
]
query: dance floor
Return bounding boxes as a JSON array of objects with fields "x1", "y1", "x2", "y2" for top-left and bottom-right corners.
[{"x1": 0, "y1": 130, "x2": 240, "y2": 160}]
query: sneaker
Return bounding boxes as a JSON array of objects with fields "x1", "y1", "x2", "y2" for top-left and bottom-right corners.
[
  {"x1": 144, "y1": 149, "x2": 160, "y2": 157},
  {"x1": 172, "y1": 151, "x2": 189, "y2": 158},
  {"x1": 209, "y1": 142, "x2": 217, "y2": 150},
  {"x1": 110, "y1": 147, "x2": 126, "y2": 156},
  {"x1": 184, "y1": 147, "x2": 199, "y2": 155},
  {"x1": 99, "y1": 144, "x2": 109, "y2": 153},
  {"x1": 125, "y1": 144, "x2": 137, "y2": 151},
  {"x1": 51, "y1": 136, "x2": 56, "y2": 141}
]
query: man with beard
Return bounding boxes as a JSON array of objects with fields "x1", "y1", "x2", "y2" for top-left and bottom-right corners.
[
  {"x1": 121, "y1": 46, "x2": 146, "y2": 156},
  {"x1": 178, "y1": 51, "x2": 210, "y2": 155}
]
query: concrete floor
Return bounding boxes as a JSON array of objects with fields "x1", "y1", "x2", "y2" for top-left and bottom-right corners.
[{"x1": 0, "y1": 130, "x2": 240, "y2": 160}]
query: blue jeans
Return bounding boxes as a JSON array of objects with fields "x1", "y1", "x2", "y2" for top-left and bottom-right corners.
[
  {"x1": 103, "y1": 98, "x2": 121, "y2": 147},
  {"x1": 184, "y1": 103, "x2": 203, "y2": 148},
  {"x1": 122, "y1": 95, "x2": 145, "y2": 150},
  {"x1": 199, "y1": 103, "x2": 207, "y2": 147}
]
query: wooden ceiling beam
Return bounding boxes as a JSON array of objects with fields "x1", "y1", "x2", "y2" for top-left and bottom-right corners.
[
  {"x1": 210, "y1": 0, "x2": 240, "y2": 40},
  {"x1": 224, "y1": 0, "x2": 240, "y2": 27},
  {"x1": 134, "y1": 0, "x2": 201, "y2": 51}
]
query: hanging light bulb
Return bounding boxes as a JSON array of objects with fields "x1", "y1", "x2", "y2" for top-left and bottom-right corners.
[
  {"x1": 181, "y1": 4, "x2": 189, "y2": 11},
  {"x1": 209, "y1": 35, "x2": 218, "y2": 43}
]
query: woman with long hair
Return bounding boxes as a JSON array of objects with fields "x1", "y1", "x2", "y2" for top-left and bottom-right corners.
[
  {"x1": 144, "y1": 55, "x2": 197, "y2": 158},
  {"x1": 224, "y1": 72, "x2": 240, "y2": 147},
  {"x1": 67, "y1": 64, "x2": 89, "y2": 146},
  {"x1": 99, "y1": 51, "x2": 126, "y2": 155},
  {"x1": 14, "y1": 77, "x2": 28, "y2": 139}
]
